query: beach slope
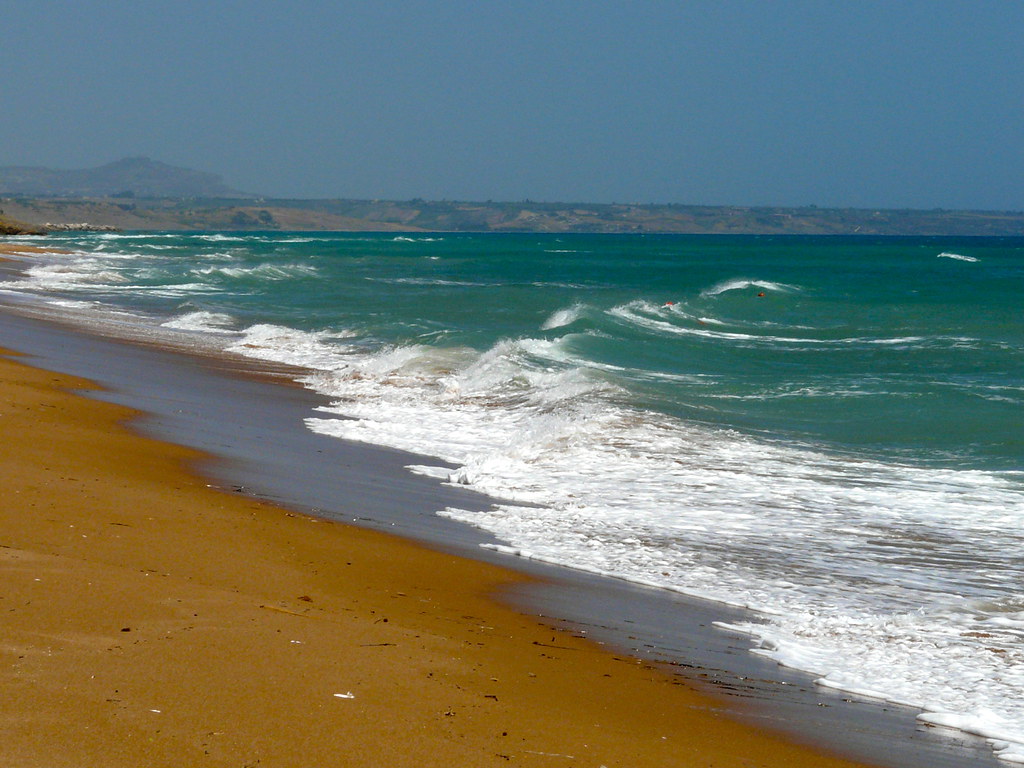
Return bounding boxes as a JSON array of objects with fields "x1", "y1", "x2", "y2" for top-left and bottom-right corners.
[{"x1": 0, "y1": 348, "x2": 873, "y2": 767}]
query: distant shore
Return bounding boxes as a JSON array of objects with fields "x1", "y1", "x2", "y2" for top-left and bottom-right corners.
[{"x1": 5, "y1": 196, "x2": 1024, "y2": 236}]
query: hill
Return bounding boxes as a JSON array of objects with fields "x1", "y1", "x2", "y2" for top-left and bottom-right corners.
[
  {"x1": 0, "y1": 157, "x2": 249, "y2": 198},
  {"x1": 2, "y1": 195, "x2": 1024, "y2": 236},
  {"x1": 1, "y1": 159, "x2": 1023, "y2": 235}
]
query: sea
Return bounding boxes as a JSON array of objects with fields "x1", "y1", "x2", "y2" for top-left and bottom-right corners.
[{"x1": 2, "y1": 231, "x2": 1023, "y2": 762}]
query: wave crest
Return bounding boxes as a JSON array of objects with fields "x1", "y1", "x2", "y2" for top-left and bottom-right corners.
[
  {"x1": 541, "y1": 304, "x2": 585, "y2": 330},
  {"x1": 701, "y1": 278, "x2": 801, "y2": 297},
  {"x1": 193, "y1": 263, "x2": 319, "y2": 281}
]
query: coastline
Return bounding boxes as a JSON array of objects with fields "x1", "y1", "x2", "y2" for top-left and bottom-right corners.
[
  {"x1": 0, "y1": 240, "x2": 1006, "y2": 767},
  {"x1": 0, "y1": 326, "x2": 884, "y2": 767}
]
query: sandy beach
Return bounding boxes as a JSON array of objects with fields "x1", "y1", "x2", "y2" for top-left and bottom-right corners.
[
  {"x1": 0, "y1": 243, "x2": 69, "y2": 256},
  {"x1": 0, "y1": 331, "x2": 885, "y2": 765}
]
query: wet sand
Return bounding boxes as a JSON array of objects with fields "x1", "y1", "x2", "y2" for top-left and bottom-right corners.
[
  {"x1": 0, "y1": 243, "x2": 69, "y2": 256},
  {"x1": 0, "y1": 317, "x2": 888, "y2": 764}
]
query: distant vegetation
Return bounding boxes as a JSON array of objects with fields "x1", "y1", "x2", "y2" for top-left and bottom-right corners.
[{"x1": 2, "y1": 158, "x2": 1024, "y2": 236}]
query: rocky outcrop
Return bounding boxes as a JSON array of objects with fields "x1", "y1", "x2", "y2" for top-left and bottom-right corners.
[
  {"x1": 0, "y1": 214, "x2": 47, "y2": 235},
  {"x1": 42, "y1": 222, "x2": 121, "y2": 232}
]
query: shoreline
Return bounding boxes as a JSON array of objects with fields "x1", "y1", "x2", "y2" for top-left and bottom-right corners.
[
  {"x1": 0, "y1": 323, "x2": 885, "y2": 767},
  {"x1": 0, "y1": 241, "x2": 1005, "y2": 766}
]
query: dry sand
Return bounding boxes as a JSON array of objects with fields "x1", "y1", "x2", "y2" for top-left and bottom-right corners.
[{"x1": 0, "y1": 347, "x2": 875, "y2": 767}]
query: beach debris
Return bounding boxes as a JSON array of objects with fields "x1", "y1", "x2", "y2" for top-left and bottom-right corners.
[
  {"x1": 531, "y1": 640, "x2": 577, "y2": 651},
  {"x1": 522, "y1": 750, "x2": 575, "y2": 759},
  {"x1": 333, "y1": 692, "x2": 355, "y2": 699},
  {"x1": 260, "y1": 604, "x2": 310, "y2": 618}
]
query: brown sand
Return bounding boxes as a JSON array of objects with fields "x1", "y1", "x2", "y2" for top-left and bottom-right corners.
[
  {"x1": 0, "y1": 348, "x2": 875, "y2": 767},
  {"x1": 0, "y1": 243, "x2": 69, "y2": 256}
]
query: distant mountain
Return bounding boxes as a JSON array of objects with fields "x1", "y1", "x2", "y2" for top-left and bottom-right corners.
[{"x1": 0, "y1": 157, "x2": 251, "y2": 198}]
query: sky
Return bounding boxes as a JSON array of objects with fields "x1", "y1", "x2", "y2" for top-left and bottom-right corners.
[{"x1": 1, "y1": 0, "x2": 1021, "y2": 209}]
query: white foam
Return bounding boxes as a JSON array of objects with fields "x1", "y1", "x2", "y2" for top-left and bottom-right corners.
[
  {"x1": 405, "y1": 464, "x2": 453, "y2": 480},
  {"x1": 541, "y1": 304, "x2": 585, "y2": 330},
  {"x1": 227, "y1": 324, "x2": 358, "y2": 371},
  {"x1": 161, "y1": 311, "x2": 238, "y2": 332},
  {"x1": 91, "y1": 233, "x2": 182, "y2": 240},
  {"x1": 367, "y1": 277, "x2": 488, "y2": 287},
  {"x1": 938, "y1": 252, "x2": 980, "y2": 263},
  {"x1": 196, "y1": 234, "x2": 248, "y2": 242},
  {"x1": 608, "y1": 300, "x2": 980, "y2": 351},
  {"x1": 193, "y1": 263, "x2": 319, "y2": 281},
  {"x1": 23, "y1": 262, "x2": 130, "y2": 289},
  {"x1": 265, "y1": 328, "x2": 1024, "y2": 761},
  {"x1": 609, "y1": 301, "x2": 769, "y2": 341}
]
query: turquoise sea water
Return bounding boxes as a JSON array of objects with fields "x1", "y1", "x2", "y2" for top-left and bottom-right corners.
[{"x1": 3, "y1": 232, "x2": 1023, "y2": 760}]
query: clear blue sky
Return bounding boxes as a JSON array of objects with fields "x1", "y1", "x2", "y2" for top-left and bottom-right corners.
[{"x1": 2, "y1": 0, "x2": 1021, "y2": 208}]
